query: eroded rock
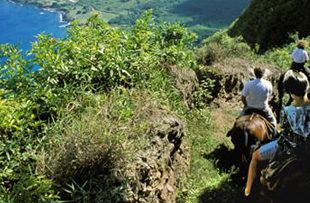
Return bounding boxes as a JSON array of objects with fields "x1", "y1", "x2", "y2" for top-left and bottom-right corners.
[
  {"x1": 197, "y1": 58, "x2": 283, "y2": 106},
  {"x1": 125, "y1": 115, "x2": 190, "y2": 203}
]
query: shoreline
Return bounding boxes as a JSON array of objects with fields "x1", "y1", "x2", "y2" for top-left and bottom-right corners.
[{"x1": 7, "y1": 0, "x2": 73, "y2": 26}]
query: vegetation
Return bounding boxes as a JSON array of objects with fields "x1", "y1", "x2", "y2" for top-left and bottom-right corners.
[
  {"x1": 196, "y1": 30, "x2": 252, "y2": 65},
  {"x1": 228, "y1": 0, "x2": 310, "y2": 51},
  {"x1": 12, "y1": 0, "x2": 250, "y2": 41},
  {"x1": 0, "y1": 11, "x2": 200, "y2": 202},
  {"x1": 2, "y1": 6, "x2": 310, "y2": 202},
  {"x1": 196, "y1": 31, "x2": 310, "y2": 70}
]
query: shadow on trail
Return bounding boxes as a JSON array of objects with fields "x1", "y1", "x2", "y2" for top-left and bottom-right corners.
[
  {"x1": 201, "y1": 144, "x2": 310, "y2": 203},
  {"x1": 203, "y1": 144, "x2": 247, "y2": 185},
  {"x1": 200, "y1": 144, "x2": 249, "y2": 203},
  {"x1": 200, "y1": 144, "x2": 271, "y2": 203}
]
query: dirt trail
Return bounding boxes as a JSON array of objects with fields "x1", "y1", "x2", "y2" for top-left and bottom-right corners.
[
  {"x1": 197, "y1": 58, "x2": 284, "y2": 203},
  {"x1": 169, "y1": 59, "x2": 284, "y2": 203},
  {"x1": 210, "y1": 101, "x2": 242, "y2": 143},
  {"x1": 205, "y1": 58, "x2": 283, "y2": 145}
]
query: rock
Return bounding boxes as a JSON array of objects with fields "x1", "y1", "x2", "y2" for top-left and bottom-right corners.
[
  {"x1": 167, "y1": 64, "x2": 199, "y2": 109},
  {"x1": 123, "y1": 111, "x2": 190, "y2": 203},
  {"x1": 196, "y1": 58, "x2": 283, "y2": 107}
]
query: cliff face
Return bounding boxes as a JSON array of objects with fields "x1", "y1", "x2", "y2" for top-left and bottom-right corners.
[{"x1": 228, "y1": 0, "x2": 310, "y2": 51}]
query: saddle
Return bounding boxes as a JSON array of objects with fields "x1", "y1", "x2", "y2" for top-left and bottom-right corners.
[
  {"x1": 244, "y1": 108, "x2": 268, "y2": 118},
  {"x1": 243, "y1": 108, "x2": 274, "y2": 140}
]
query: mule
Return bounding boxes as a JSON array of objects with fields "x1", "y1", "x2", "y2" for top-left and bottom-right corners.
[{"x1": 227, "y1": 111, "x2": 274, "y2": 164}]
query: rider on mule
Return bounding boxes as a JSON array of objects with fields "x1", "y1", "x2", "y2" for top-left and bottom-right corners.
[
  {"x1": 291, "y1": 40, "x2": 309, "y2": 75},
  {"x1": 244, "y1": 70, "x2": 310, "y2": 197},
  {"x1": 276, "y1": 40, "x2": 310, "y2": 122},
  {"x1": 240, "y1": 67, "x2": 277, "y2": 131}
]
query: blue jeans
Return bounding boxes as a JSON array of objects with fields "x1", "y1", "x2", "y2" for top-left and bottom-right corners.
[{"x1": 259, "y1": 140, "x2": 278, "y2": 160}]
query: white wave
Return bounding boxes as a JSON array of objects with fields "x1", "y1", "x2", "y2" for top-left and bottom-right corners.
[
  {"x1": 59, "y1": 12, "x2": 64, "y2": 23},
  {"x1": 59, "y1": 22, "x2": 71, "y2": 28}
]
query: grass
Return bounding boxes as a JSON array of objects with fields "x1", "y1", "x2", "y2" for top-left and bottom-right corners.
[
  {"x1": 37, "y1": 87, "x2": 188, "y2": 202},
  {"x1": 99, "y1": 11, "x2": 118, "y2": 22},
  {"x1": 170, "y1": 0, "x2": 250, "y2": 25},
  {"x1": 177, "y1": 108, "x2": 231, "y2": 203}
]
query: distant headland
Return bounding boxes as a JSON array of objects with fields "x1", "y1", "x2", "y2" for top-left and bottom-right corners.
[{"x1": 8, "y1": 0, "x2": 250, "y2": 40}]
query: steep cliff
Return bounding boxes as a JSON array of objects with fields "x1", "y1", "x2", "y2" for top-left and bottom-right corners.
[{"x1": 228, "y1": 0, "x2": 310, "y2": 51}]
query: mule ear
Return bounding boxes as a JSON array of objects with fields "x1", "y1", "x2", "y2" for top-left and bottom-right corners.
[{"x1": 226, "y1": 129, "x2": 232, "y2": 137}]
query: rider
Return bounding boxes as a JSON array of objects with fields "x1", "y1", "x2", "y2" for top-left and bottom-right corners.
[
  {"x1": 277, "y1": 41, "x2": 310, "y2": 122},
  {"x1": 291, "y1": 40, "x2": 309, "y2": 77},
  {"x1": 240, "y1": 66, "x2": 277, "y2": 129},
  {"x1": 244, "y1": 70, "x2": 310, "y2": 196}
]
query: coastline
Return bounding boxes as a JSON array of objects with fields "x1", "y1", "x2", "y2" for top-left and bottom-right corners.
[{"x1": 7, "y1": 0, "x2": 73, "y2": 26}]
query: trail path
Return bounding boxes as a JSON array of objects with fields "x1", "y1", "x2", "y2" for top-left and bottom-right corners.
[
  {"x1": 196, "y1": 58, "x2": 284, "y2": 203},
  {"x1": 210, "y1": 101, "x2": 242, "y2": 143}
]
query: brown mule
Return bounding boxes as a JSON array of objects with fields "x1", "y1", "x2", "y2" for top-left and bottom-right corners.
[{"x1": 227, "y1": 113, "x2": 274, "y2": 163}]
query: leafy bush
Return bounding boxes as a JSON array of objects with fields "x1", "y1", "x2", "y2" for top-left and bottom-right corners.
[
  {"x1": 28, "y1": 11, "x2": 197, "y2": 93},
  {"x1": 0, "y1": 10, "x2": 197, "y2": 123},
  {"x1": 196, "y1": 31, "x2": 252, "y2": 65},
  {"x1": 0, "y1": 92, "x2": 57, "y2": 202},
  {"x1": 0, "y1": 10, "x2": 199, "y2": 202}
]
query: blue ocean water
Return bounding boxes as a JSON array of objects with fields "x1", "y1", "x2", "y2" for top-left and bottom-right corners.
[{"x1": 0, "y1": 0, "x2": 66, "y2": 52}]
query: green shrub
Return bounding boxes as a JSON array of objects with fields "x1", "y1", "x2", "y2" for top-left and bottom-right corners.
[
  {"x1": 0, "y1": 10, "x2": 200, "y2": 202},
  {"x1": 27, "y1": 11, "x2": 197, "y2": 94},
  {"x1": 0, "y1": 92, "x2": 57, "y2": 203},
  {"x1": 196, "y1": 31, "x2": 252, "y2": 65}
]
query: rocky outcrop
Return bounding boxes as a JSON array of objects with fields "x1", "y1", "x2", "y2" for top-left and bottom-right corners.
[
  {"x1": 125, "y1": 115, "x2": 189, "y2": 203},
  {"x1": 42, "y1": 91, "x2": 190, "y2": 203},
  {"x1": 167, "y1": 65, "x2": 199, "y2": 109},
  {"x1": 208, "y1": 58, "x2": 282, "y2": 102},
  {"x1": 167, "y1": 58, "x2": 283, "y2": 109}
]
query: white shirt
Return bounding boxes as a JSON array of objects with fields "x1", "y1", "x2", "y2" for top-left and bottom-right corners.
[
  {"x1": 242, "y1": 78, "x2": 272, "y2": 109},
  {"x1": 291, "y1": 48, "x2": 309, "y2": 63}
]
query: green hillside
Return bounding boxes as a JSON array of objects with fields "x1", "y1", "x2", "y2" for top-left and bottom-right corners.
[
  {"x1": 12, "y1": 0, "x2": 250, "y2": 40},
  {"x1": 228, "y1": 0, "x2": 310, "y2": 51}
]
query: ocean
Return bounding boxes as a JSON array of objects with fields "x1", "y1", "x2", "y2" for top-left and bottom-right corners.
[{"x1": 0, "y1": 0, "x2": 67, "y2": 52}]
